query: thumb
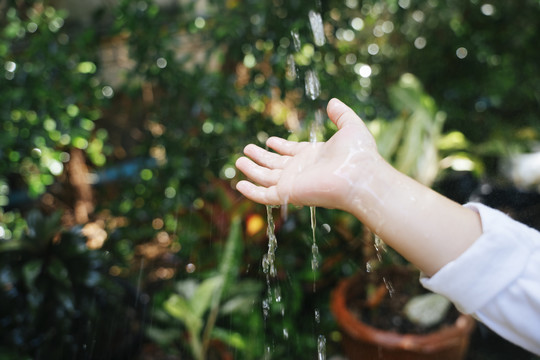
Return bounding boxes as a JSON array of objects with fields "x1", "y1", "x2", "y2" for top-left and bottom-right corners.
[{"x1": 327, "y1": 98, "x2": 363, "y2": 130}]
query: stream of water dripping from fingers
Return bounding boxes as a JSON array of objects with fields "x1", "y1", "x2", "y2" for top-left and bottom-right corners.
[
  {"x1": 309, "y1": 118, "x2": 325, "y2": 360},
  {"x1": 262, "y1": 11, "x2": 327, "y2": 358},
  {"x1": 307, "y1": 11, "x2": 327, "y2": 359}
]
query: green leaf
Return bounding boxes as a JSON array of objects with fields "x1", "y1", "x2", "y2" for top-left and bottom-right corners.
[
  {"x1": 56, "y1": 289, "x2": 75, "y2": 313},
  {"x1": 388, "y1": 73, "x2": 425, "y2": 113},
  {"x1": 0, "y1": 238, "x2": 25, "y2": 252},
  {"x1": 191, "y1": 275, "x2": 223, "y2": 318},
  {"x1": 22, "y1": 260, "x2": 42, "y2": 288},
  {"x1": 218, "y1": 216, "x2": 243, "y2": 295},
  {"x1": 174, "y1": 278, "x2": 198, "y2": 298},
  {"x1": 220, "y1": 294, "x2": 258, "y2": 316},
  {"x1": 404, "y1": 293, "x2": 452, "y2": 328},
  {"x1": 375, "y1": 118, "x2": 405, "y2": 161},
  {"x1": 211, "y1": 327, "x2": 246, "y2": 350},
  {"x1": 25, "y1": 210, "x2": 62, "y2": 247},
  {"x1": 164, "y1": 294, "x2": 202, "y2": 333},
  {"x1": 146, "y1": 326, "x2": 182, "y2": 347},
  {"x1": 47, "y1": 258, "x2": 71, "y2": 288}
]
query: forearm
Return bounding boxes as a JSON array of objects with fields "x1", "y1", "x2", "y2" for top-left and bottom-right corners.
[{"x1": 347, "y1": 158, "x2": 483, "y2": 276}]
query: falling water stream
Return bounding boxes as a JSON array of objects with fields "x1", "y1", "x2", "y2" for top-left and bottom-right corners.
[
  {"x1": 261, "y1": 8, "x2": 327, "y2": 359},
  {"x1": 307, "y1": 11, "x2": 326, "y2": 359}
]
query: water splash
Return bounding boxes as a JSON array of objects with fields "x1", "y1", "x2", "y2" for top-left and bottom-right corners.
[
  {"x1": 305, "y1": 69, "x2": 321, "y2": 100},
  {"x1": 291, "y1": 29, "x2": 301, "y2": 52},
  {"x1": 317, "y1": 335, "x2": 327, "y2": 360},
  {"x1": 315, "y1": 308, "x2": 326, "y2": 360},
  {"x1": 366, "y1": 261, "x2": 373, "y2": 273},
  {"x1": 274, "y1": 285, "x2": 282, "y2": 302},
  {"x1": 309, "y1": 111, "x2": 323, "y2": 273},
  {"x1": 374, "y1": 234, "x2": 386, "y2": 262},
  {"x1": 310, "y1": 206, "x2": 319, "y2": 271},
  {"x1": 286, "y1": 54, "x2": 297, "y2": 80},
  {"x1": 264, "y1": 345, "x2": 272, "y2": 360},
  {"x1": 262, "y1": 298, "x2": 270, "y2": 319},
  {"x1": 308, "y1": 10, "x2": 326, "y2": 47},
  {"x1": 262, "y1": 205, "x2": 279, "y2": 324},
  {"x1": 383, "y1": 277, "x2": 395, "y2": 298},
  {"x1": 264, "y1": 205, "x2": 278, "y2": 278}
]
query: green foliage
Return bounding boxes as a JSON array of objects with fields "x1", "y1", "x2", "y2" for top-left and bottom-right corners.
[
  {"x1": 0, "y1": 210, "x2": 131, "y2": 359},
  {"x1": 0, "y1": 2, "x2": 110, "y2": 201},
  {"x1": 148, "y1": 216, "x2": 263, "y2": 359},
  {"x1": 1, "y1": 0, "x2": 539, "y2": 359},
  {"x1": 368, "y1": 73, "x2": 447, "y2": 186}
]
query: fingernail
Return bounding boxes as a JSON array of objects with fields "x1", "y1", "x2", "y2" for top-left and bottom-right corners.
[{"x1": 328, "y1": 98, "x2": 345, "y2": 110}]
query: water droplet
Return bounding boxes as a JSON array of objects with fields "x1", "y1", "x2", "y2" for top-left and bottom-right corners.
[
  {"x1": 310, "y1": 206, "x2": 320, "y2": 271},
  {"x1": 456, "y1": 47, "x2": 468, "y2": 59},
  {"x1": 373, "y1": 234, "x2": 386, "y2": 261},
  {"x1": 286, "y1": 54, "x2": 296, "y2": 80},
  {"x1": 269, "y1": 263, "x2": 277, "y2": 277},
  {"x1": 311, "y1": 257, "x2": 319, "y2": 271},
  {"x1": 317, "y1": 335, "x2": 327, "y2": 360},
  {"x1": 481, "y1": 3, "x2": 495, "y2": 16},
  {"x1": 291, "y1": 30, "x2": 301, "y2": 52},
  {"x1": 102, "y1": 85, "x2": 114, "y2": 98},
  {"x1": 308, "y1": 10, "x2": 326, "y2": 46},
  {"x1": 281, "y1": 201, "x2": 288, "y2": 220},
  {"x1": 274, "y1": 286, "x2": 282, "y2": 302},
  {"x1": 305, "y1": 70, "x2": 321, "y2": 100},
  {"x1": 322, "y1": 223, "x2": 331, "y2": 233},
  {"x1": 262, "y1": 298, "x2": 270, "y2": 318},
  {"x1": 314, "y1": 308, "x2": 321, "y2": 323},
  {"x1": 265, "y1": 206, "x2": 279, "y2": 277},
  {"x1": 383, "y1": 277, "x2": 395, "y2": 298},
  {"x1": 262, "y1": 254, "x2": 270, "y2": 274},
  {"x1": 311, "y1": 243, "x2": 319, "y2": 257},
  {"x1": 4, "y1": 61, "x2": 16, "y2": 72},
  {"x1": 156, "y1": 57, "x2": 167, "y2": 69},
  {"x1": 186, "y1": 263, "x2": 196, "y2": 273}
]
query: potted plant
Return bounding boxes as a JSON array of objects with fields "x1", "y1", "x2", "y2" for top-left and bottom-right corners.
[
  {"x1": 329, "y1": 74, "x2": 476, "y2": 359},
  {"x1": 330, "y1": 264, "x2": 475, "y2": 359}
]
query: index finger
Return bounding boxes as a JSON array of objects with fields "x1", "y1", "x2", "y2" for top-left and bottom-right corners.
[
  {"x1": 244, "y1": 144, "x2": 290, "y2": 169},
  {"x1": 266, "y1": 137, "x2": 304, "y2": 156}
]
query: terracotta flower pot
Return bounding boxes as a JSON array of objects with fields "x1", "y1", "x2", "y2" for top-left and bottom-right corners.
[{"x1": 330, "y1": 272, "x2": 475, "y2": 360}]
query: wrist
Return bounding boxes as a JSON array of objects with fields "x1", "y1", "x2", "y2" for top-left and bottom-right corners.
[{"x1": 340, "y1": 154, "x2": 396, "y2": 221}]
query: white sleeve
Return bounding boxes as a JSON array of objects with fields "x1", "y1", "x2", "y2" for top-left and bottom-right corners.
[{"x1": 420, "y1": 202, "x2": 540, "y2": 355}]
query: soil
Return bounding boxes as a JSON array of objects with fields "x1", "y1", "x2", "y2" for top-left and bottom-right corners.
[{"x1": 346, "y1": 266, "x2": 460, "y2": 335}]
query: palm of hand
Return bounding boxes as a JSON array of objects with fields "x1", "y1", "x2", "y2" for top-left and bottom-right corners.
[{"x1": 236, "y1": 99, "x2": 378, "y2": 210}]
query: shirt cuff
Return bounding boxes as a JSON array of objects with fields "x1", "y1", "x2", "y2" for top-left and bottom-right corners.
[{"x1": 420, "y1": 202, "x2": 537, "y2": 314}]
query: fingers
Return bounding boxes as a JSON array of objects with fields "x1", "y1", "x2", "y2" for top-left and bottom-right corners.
[
  {"x1": 326, "y1": 98, "x2": 364, "y2": 130},
  {"x1": 266, "y1": 136, "x2": 303, "y2": 156},
  {"x1": 243, "y1": 144, "x2": 290, "y2": 169},
  {"x1": 235, "y1": 156, "x2": 280, "y2": 187},
  {"x1": 236, "y1": 180, "x2": 282, "y2": 205}
]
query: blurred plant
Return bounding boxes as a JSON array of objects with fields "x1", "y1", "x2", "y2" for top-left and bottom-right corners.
[
  {"x1": 369, "y1": 73, "x2": 447, "y2": 186},
  {"x1": 148, "y1": 216, "x2": 263, "y2": 359},
  {"x1": 0, "y1": 2, "x2": 110, "y2": 204},
  {"x1": 0, "y1": 210, "x2": 135, "y2": 359},
  {"x1": 1, "y1": 0, "x2": 539, "y2": 358}
]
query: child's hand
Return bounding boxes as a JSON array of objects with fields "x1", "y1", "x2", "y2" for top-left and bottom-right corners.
[
  {"x1": 235, "y1": 98, "x2": 382, "y2": 213},
  {"x1": 236, "y1": 98, "x2": 482, "y2": 276}
]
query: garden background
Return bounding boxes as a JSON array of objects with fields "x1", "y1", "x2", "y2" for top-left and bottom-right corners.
[{"x1": 1, "y1": 0, "x2": 540, "y2": 359}]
